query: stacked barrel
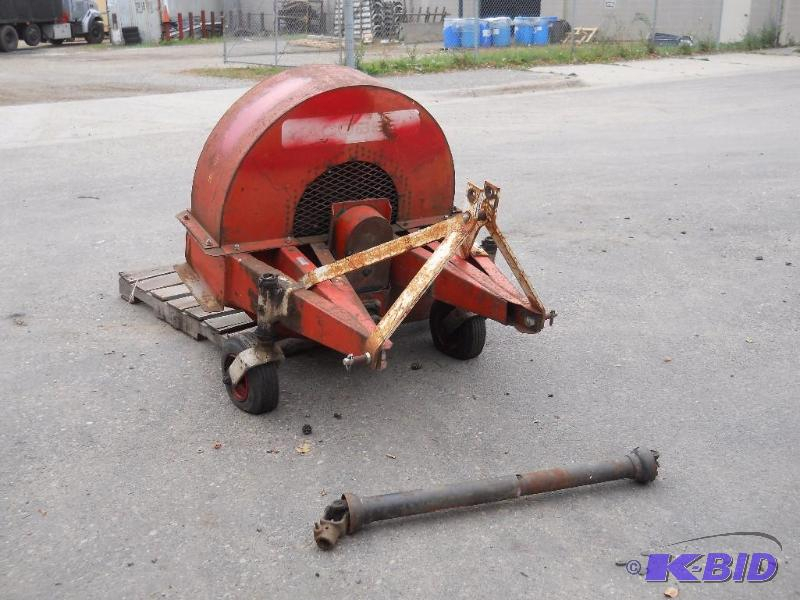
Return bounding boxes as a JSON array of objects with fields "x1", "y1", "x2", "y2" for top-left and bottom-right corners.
[{"x1": 443, "y1": 15, "x2": 560, "y2": 49}]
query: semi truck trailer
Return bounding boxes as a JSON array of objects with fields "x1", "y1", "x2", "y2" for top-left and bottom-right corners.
[{"x1": 0, "y1": 0, "x2": 104, "y2": 52}]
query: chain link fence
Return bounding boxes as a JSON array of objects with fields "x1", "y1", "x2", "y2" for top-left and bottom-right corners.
[
  {"x1": 222, "y1": 0, "x2": 454, "y2": 65},
  {"x1": 223, "y1": 0, "x2": 344, "y2": 65},
  {"x1": 220, "y1": 0, "x2": 788, "y2": 67}
]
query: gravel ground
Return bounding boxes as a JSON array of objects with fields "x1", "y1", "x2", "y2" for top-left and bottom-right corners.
[{"x1": 0, "y1": 39, "x2": 444, "y2": 105}]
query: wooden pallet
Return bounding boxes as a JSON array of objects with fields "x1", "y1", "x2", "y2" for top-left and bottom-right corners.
[
  {"x1": 118, "y1": 265, "x2": 255, "y2": 348},
  {"x1": 563, "y1": 27, "x2": 598, "y2": 45}
]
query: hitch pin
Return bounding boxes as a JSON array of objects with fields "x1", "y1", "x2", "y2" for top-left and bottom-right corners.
[{"x1": 342, "y1": 352, "x2": 371, "y2": 372}]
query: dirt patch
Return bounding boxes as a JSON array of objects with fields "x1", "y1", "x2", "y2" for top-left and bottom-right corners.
[
  {"x1": 0, "y1": 41, "x2": 246, "y2": 106},
  {"x1": 185, "y1": 66, "x2": 284, "y2": 81}
]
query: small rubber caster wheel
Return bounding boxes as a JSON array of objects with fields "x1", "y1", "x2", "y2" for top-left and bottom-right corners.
[
  {"x1": 221, "y1": 333, "x2": 280, "y2": 414},
  {"x1": 429, "y1": 300, "x2": 486, "y2": 360}
]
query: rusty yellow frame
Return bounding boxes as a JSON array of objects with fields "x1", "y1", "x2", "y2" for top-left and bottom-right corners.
[{"x1": 292, "y1": 181, "x2": 547, "y2": 368}]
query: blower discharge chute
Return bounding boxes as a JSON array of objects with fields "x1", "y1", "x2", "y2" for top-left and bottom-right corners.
[{"x1": 176, "y1": 65, "x2": 555, "y2": 413}]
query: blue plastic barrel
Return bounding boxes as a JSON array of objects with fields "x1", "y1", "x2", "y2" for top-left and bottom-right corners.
[
  {"x1": 488, "y1": 17, "x2": 512, "y2": 47},
  {"x1": 480, "y1": 20, "x2": 492, "y2": 47},
  {"x1": 460, "y1": 19, "x2": 479, "y2": 48},
  {"x1": 533, "y1": 16, "x2": 557, "y2": 45},
  {"x1": 443, "y1": 18, "x2": 461, "y2": 49},
  {"x1": 513, "y1": 16, "x2": 535, "y2": 45}
]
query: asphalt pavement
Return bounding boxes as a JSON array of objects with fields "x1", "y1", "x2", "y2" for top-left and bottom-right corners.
[{"x1": 0, "y1": 52, "x2": 798, "y2": 599}]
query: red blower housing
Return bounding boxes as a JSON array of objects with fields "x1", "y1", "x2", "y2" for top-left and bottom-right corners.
[{"x1": 176, "y1": 65, "x2": 552, "y2": 414}]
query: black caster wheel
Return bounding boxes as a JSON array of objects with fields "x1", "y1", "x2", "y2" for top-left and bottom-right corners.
[
  {"x1": 429, "y1": 300, "x2": 486, "y2": 360},
  {"x1": 221, "y1": 333, "x2": 280, "y2": 414}
]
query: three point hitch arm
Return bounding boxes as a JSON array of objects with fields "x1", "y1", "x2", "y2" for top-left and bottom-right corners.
[{"x1": 250, "y1": 182, "x2": 554, "y2": 372}]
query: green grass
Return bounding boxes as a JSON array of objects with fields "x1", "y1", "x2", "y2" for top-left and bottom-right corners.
[
  {"x1": 186, "y1": 66, "x2": 285, "y2": 80},
  {"x1": 359, "y1": 24, "x2": 789, "y2": 77},
  {"x1": 182, "y1": 24, "x2": 791, "y2": 81},
  {"x1": 159, "y1": 35, "x2": 223, "y2": 46},
  {"x1": 359, "y1": 42, "x2": 694, "y2": 76},
  {"x1": 735, "y1": 25, "x2": 780, "y2": 50}
]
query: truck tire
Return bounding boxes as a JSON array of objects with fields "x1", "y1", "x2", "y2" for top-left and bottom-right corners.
[
  {"x1": 84, "y1": 20, "x2": 103, "y2": 44},
  {"x1": 22, "y1": 24, "x2": 42, "y2": 47},
  {"x1": 0, "y1": 25, "x2": 19, "y2": 52}
]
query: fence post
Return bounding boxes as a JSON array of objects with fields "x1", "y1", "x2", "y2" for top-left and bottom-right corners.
[
  {"x1": 344, "y1": 0, "x2": 355, "y2": 67},
  {"x1": 775, "y1": 0, "x2": 785, "y2": 45},
  {"x1": 473, "y1": 0, "x2": 478, "y2": 60},
  {"x1": 201, "y1": 10, "x2": 207, "y2": 38},
  {"x1": 222, "y1": 14, "x2": 226, "y2": 61},
  {"x1": 273, "y1": 0, "x2": 278, "y2": 66},
  {"x1": 188, "y1": 11, "x2": 193, "y2": 38},
  {"x1": 177, "y1": 12, "x2": 183, "y2": 39},
  {"x1": 210, "y1": 11, "x2": 215, "y2": 37},
  {"x1": 570, "y1": 0, "x2": 576, "y2": 62},
  {"x1": 651, "y1": 0, "x2": 659, "y2": 42}
]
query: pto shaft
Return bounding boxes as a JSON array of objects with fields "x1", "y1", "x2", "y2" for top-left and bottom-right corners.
[{"x1": 314, "y1": 447, "x2": 659, "y2": 550}]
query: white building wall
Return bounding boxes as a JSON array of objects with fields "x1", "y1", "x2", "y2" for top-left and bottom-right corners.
[
  {"x1": 541, "y1": 0, "x2": 724, "y2": 42},
  {"x1": 780, "y1": 0, "x2": 800, "y2": 42},
  {"x1": 748, "y1": 0, "x2": 781, "y2": 34},
  {"x1": 658, "y1": 0, "x2": 724, "y2": 40},
  {"x1": 107, "y1": 0, "x2": 162, "y2": 42},
  {"x1": 406, "y1": 0, "x2": 798, "y2": 43},
  {"x1": 719, "y1": 0, "x2": 750, "y2": 41},
  {"x1": 541, "y1": 0, "x2": 650, "y2": 40}
]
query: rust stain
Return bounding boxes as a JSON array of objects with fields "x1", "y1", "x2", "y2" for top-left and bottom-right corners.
[{"x1": 379, "y1": 112, "x2": 394, "y2": 140}]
